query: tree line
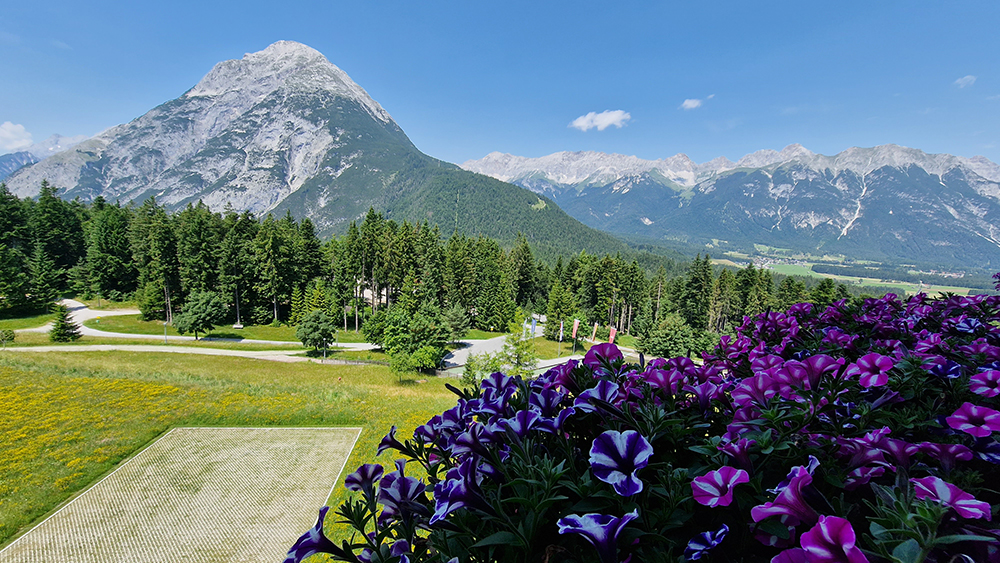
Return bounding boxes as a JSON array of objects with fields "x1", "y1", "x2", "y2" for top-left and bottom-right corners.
[{"x1": 1, "y1": 180, "x2": 875, "y2": 369}]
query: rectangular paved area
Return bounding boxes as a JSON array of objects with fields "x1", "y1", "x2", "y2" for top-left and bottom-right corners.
[{"x1": 0, "y1": 427, "x2": 361, "y2": 562}]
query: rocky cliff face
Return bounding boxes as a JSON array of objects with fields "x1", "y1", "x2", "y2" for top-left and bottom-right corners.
[{"x1": 462, "y1": 145, "x2": 1000, "y2": 268}]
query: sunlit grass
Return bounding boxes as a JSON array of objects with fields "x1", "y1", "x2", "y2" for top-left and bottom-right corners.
[
  {"x1": 526, "y1": 337, "x2": 591, "y2": 359},
  {"x1": 0, "y1": 313, "x2": 55, "y2": 332},
  {"x1": 464, "y1": 329, "x2": 506, "y2": 340},
  {"x1": 0, "y1": 352, "x2": 456, "y2": 546},
  {"x1": 3, "y1": 332, "x2": 307, "y2": 352},
  {"x1": 82, "y1": 315, "x2": 369, "y2": 343}
]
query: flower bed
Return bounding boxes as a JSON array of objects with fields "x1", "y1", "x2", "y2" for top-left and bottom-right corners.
[{"x1": 288, "y1": 282, "x2": 1000, "y2": 563}]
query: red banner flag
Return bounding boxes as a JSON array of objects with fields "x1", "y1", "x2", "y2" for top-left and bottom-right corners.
[
  {"x1": 571, "y1": 319, "x2": 580, "y2": 339},
  {"x1": 609, "y1": 327, "x2": 617, "y2": 344}
]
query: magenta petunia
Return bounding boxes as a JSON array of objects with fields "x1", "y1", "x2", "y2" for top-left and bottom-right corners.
[
  {"x1": 911, "y1": 476, "x2": 992, "y2": 520},
  {"x1": 796, "y1": 515, "x2": 869, "y2": 563},
  {"x1": 751, "y1": 465, "x2": 819, "y2": 527},
  {"x1": 690, "y1": 466, "x2": 750, "y2": 507},
  {"x1": 583, "y1": 343, "x2": 623, "y2": 369},
  {"x1": 844, "y1": 353, "x2": 894, "y2": 388},
  {"x1": 945, "y1": 402, "x2": 1000, "y2": 438},
  {"x1": 970, "y1": 370, "x2": 1000, "y2": 398}
]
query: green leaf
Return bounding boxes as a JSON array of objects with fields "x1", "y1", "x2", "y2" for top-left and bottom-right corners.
[
  {"x1": 890, "y1": 539, "x2": 920, "y2": 563},
  {"x1": 870, "y1": 522, "x2": 890, "y2": 539},
  {"x1": 471, "y1": 531, "x2": 521, "y2": 549},
  {"x1": 933, "y1": 534, "x2": 997, "y2": 545}
]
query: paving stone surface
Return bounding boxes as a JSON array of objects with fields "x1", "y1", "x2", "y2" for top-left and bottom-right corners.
[{"x1": 0, "y1": 427, "x2": 361, "y2": 563}]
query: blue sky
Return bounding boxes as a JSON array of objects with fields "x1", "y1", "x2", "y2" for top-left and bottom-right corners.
[{"x1": 1, "y1": 1, "x2": 998, "y2": 164}]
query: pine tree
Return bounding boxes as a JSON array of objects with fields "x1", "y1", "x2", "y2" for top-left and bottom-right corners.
[
  {"x1": 29, "y1": 243, "x2": 60, "y2": 309},
  {"x1": 49, "y1": 304, "x2": 81, "y2": 342},
  {"x1": 253, "y1": 215, "x2": 294, "y2": 323},
  {"x1": 708, "y1": 269, "x2": 739, "y2": 333},
  {"x1": 680, "y1": 254, "x2": 713, "y2": 331},
  {"x1": 775, "y1": 276, "x2": 809, "y2": 310},
  {"x1": 290, "y1": 285, "x2": 305, "y2": 324},
  {"x1": 173, "y1": 291, "x2": 227, "y2": 339},
  {"x1": 87, "y1": 201, "x2": 137, "y2": 298},
  {"x1": 176, "y1": 201, "x2": 223, "y2": 294}
]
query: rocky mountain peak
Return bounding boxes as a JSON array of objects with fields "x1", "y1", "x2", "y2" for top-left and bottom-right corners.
[{"x1": 185, "y1": 40, "x2": 392, "y2": 124}]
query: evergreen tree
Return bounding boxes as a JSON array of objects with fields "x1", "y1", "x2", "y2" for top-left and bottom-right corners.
[
  {"x1": 30, "y1": 180, "x2": 84, "y2": 286},
  {"x1": 810, "y1": 278, "x2": 839, "y2": 307},
  {"x1": 296, "y1": 309, "x2": 338, "y2": 356},
  {"x1": 130, "y1": 197, "x2": 180, "y2": 322},
  {"x1": 173, "y1": 290, "x2": 227, "y2": 339},
  {"x1": 253, "y1": 215, "x2": 294, "y2": 323},
  {"x1": 290, "y1": 285, "x2": 305, "y2": 324},
  {"x1": 217, "y1": 210, "x2": 258, "y2": 326},
  {"x1": 49, "y1": 304, "x2": 81, "y2": 342},
  {"x1": 543, "y1": 280, "x2": 577, "y2": 341},
  {"x1": 636, "y1": 312, "x2": 698, "y2": 359},
  {"x1": 442, "y1": 304, "x2": 470, "y2": 342},
  {"x1": 29, "y1": 243, "x2": 60, "y2": 309},
  {"x1": 175, "y1": 201, "x2": 223, "y2": 294},
  {"x1": 680, "y1": 254, "x2": 713, "y2": 331},
  {"x1": 708, "y1": 268, "x2": 739, "y2": 333},
  {"x1": 507, "y1": 233, "x2": 536, "y2": 306},
  {"x1": 87, "y1": 201, "x2": 137, "y2": 298},
  {"x1": 775, "y1": 276, "x2": 809, "y2": 310}
]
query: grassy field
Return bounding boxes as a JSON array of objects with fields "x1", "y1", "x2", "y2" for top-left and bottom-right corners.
[
  {"x1": 2, "y1": 331, "x2": 309, "y2": 352},
  {"x1": 768, "y1": 263, "x2": 975, "y2": 296},
  {"x1": 464, "y1": 329, "x2": 506, "y2": 340},
  {"x1": 0, "y1": 313, "x2": 55, "y2": 331},
  {"x1": 75, "y1": 297, "x2": 137, "y2": 311},
  {"x1": 527, "y1": 337, "x2": 591, "y2": 360},
  {"x1": 0, "y1": 352, "x2": 457, "y2": 546},
  {"x1": 82, "y1": 315, "x2": 369, "y2": 343}
]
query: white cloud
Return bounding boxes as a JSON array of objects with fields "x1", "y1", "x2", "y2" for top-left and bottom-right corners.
[
  {"x1": 0, "y1": 121, "x2": 33, "y2": 153},
  {"x1": 50, "y1": 39, "x2": 71, "y2": 50},
  {"x1": 680, "y1": 99, "x2": 703, "y2": 110},
  {"x1": 955, "y1": 75, "x2": 977, "y2": 88},
  {"x1": 569, "y1": 110, "x2": 631, "y2": 132}
]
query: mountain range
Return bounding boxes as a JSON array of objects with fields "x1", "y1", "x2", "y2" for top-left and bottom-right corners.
[
  {"x1": 4, "y1": 41, "x2": 998, "y2": 269},
  {"x1": 1, "y1": 41, "x2": 628, "y2": 258},
  {"x1": 463, "y1": 146, "x2": 1000, "y2": 268}
]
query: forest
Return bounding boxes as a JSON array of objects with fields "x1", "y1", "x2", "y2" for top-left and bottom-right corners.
[{"x1": 1, "y1": 181, "x2": 880, "y2": 369}]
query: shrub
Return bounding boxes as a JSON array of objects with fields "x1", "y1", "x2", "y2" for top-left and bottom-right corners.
[
  {"x1": 0, "y1": 329, "x2": 14, "y2": 348},
  {"x1": 287, "y1": 287, "x2": 1000, "y2": 563}
]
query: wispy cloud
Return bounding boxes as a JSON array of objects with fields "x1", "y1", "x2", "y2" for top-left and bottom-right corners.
[
  {"x1": 955, "y1": 75, "x2": 977, "y2": 88},
  {"x1": 0, "y1": 121, "x2": 33, "y2": 153},
  {"x1": 569, "y1": 110, "x2": 631, "y2": 132},
  {"x1": 987, "y1": 94, "x2": 1000, "y2": 101},
  {"x1": 680, "y1": 94, "x2": 713, "y2": 110},
  {"x1": 50, "y1": 39, "x2": 71, "y2": 50}
]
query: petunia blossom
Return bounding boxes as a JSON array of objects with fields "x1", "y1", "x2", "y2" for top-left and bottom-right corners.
[
  {"x1": 284, "y1": 506, "x2": 348, "y2": 563},
  {"x1": 844, "y1": 353, "x2": 894, "y2": 388},
  {"x1": 344, "y1": 463, "x2": 384, "y2": 496},
  {"x1": 911, "y1": 476, "x2": 992, "y2": 520},
  {"x1": 583, "y1": 343, "x2": 623, "y2": 369},
  {"x1": 684, "y1": 524, "x2": 729, "y2": 561},
  {"x1": 945, "y1": 402, "x2": 1000, "y2": 438},
  {"x1": 971, "y1": 370, "x2": 1000, "y2": 398},
  {"x1": 557, "y1": 509, "x2": 639, "y2": 563},
  {"x1": 796, "y1": 515, "x2": 869, "y2": 563},
  {"x1": 751, "y1": 465, "x2": 819, "y2": 527},
  {"x1": 589, "y1": 430, "x2": 654, "y2": 496},
  {"x1": 690, "y1": 466, "x2": 749, "y2": 507}
]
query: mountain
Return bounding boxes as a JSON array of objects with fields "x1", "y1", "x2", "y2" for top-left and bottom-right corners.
[
  {"x1": 3, "y1": 41, "x2": 629, "y2": 257},
  {"x1": 0, "y1": 152, "x2": 38, "y2": 181},
  {"x1": 462, "y1": 145, "x2": 1000, "y2": 268},
  {"x1": 0, "y1": 135, "x2": 88, "y2": 181}
]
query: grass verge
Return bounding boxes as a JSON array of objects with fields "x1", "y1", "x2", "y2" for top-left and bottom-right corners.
[
  {"x1": 527, "y1": 337, "x2": 592, "y2": 360},
  {"x1": 0, "y1": 313, "x2": 55, "y2": 331},
  {"x1": 82, "y1": 315, "x2": 369, "y2": 343}
]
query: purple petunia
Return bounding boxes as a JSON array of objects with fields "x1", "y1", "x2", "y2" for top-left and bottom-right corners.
[
  {"x1": 283, "y1": 506, "x2": 343, "y2": 563},
  {"x1": 690, "y1": 466, "x2": 749, "y2": 507},
  {"x1": 945, "y1": 402, "x2": 1000, "y2": 438},
  {"x1": 557, "y1": 509, "x2": 639, "y2": 563},
  {"x1": 584, "y1": 343, "x2": 623, "y2": 369},
  {"x1": 589, "y1": 430, "x2": 654, "y2": 496},
  {"x1": 344, "y1": 463, "x2": 384, "y2": 495},
  {"x1": 684, "y1": 524, "x2": 729, "y2": 560},
  {"x1": 787, "y1": 515, "x2": 869, "y2": 563},
  {"x1": 911, "y1": 476, "x2": 992, "y2": 520},
  {"x1": 752, "y1": 465, "x2": 819, "y2": 527},
  {"x1": 844, "y1": 353, "x2": 894, "y2": 388},
  {"x1": 574, "y1": 380, "x2": 621, "y2": 413},
  {"x1": 971, "y1": 370, "x2": 1000, "y2": 398}
]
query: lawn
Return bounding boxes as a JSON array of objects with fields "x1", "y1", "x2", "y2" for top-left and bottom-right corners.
[
  {"x1": 0, "y1": 351, "x2": 457, "y2": 547},
  {"x1": 82, "y1": 315, "x2": 369, "y2": 343},
  {"x1": 2, "y1": 331, "x2": 308, "y2": 352},
  {"x1": 74, "y1": 297, "x2": 137, "y2": 311},
  {"x1": 527, "y1": 337, "x2": 591, "y2": 360},
  {"x1": 464, "y1": 329, "x2": 506, "y2": 340},
  {"x1": 768, "y1": 263, "x2": 975, "y2": 296},
  {"x1": 0, "y1": 312, "x2": 55, "y2": 331}
]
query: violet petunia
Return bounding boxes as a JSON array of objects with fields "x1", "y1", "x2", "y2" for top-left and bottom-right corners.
[
  {"x1": 844, "y1": 353, "x2": 894, "y2": 388},
  {"x1": 284, "y1": 506, "x2": 346, "y2": 563},
  {"x1": 911, "y1": 476, "x2": 992, "y2": 520},
  {"x1": 751, "y1": 465, "x2": 819, "y2": 527},
  {"x1": 796, "y1": 515, "x2": 869, "y2": 563},
  {"x1": 684, "y1": 524, "x2": 729, "y2": 561},
  {"x1": 945, "y1": 402, "x2": 1000, "y2": 438},
  {"x1": 971, "y1": 370, "x2": 1000, "y2": 398},
  {"x1": 690, "y1": 466, "x2": 749, "y2": 507},
  {"x1": 557, "y1": 509, "x2": 639, "y2": 563},
  {"x1": 574, "y1": 380, "x2": 621, "y2": 414},
  {"x1": 344, "y1": 463, "x2": 384, "y2": 495},
  {"x1": 584, "y1": 343, "x2": 623, "y2": 369},
  {"x1": 918, "y1": 442, "x2": 973, "y2": 474},
  {"x1": 589, "y1": 430, "x2": 654, "y2": 496},
  {"x1": 378, "y1": 460, "x2": 428, "y2": 523},
  {"x1": 377, "y1": 425, "x2": 406, "y2": 456}
]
